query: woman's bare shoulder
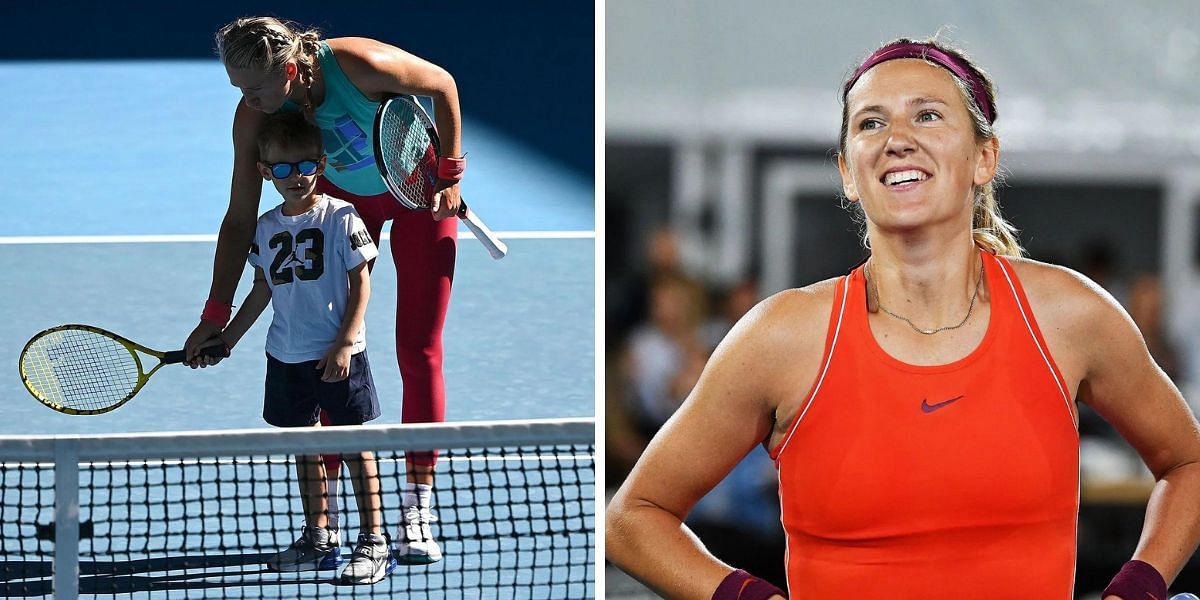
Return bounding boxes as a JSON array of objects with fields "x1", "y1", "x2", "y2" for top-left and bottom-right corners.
[
  {"x1": 324, "y1": 37, "x2": 435, "y2": 98},
  {"x1": 1006, "y1": 255, "x2": 1106, "y2": 300},
  {"x1": 766, "y1": 276, "x2": 841, "y2": 315},
  {"x1": 1004, "y1": 255, "x2": 1123, "y2": 334},
  {"x1": 324, "y1": 37, "x2": 410, "y2": 68},
  {"x1": 325, "y1": 37, "x2": 390, "y2": 54}
]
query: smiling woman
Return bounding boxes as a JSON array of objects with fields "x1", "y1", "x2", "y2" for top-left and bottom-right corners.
[
  {"x1": 836, "y1": 39, "x2": 1018, "y2": 259},
  {"x1": 605, "y1": 36, "x2": 1200, "y2": 600}
]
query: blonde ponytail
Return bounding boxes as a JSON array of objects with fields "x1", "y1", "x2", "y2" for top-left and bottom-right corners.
[{"x1": 972, "y1": 183, "x2": 1023, "y2": 257}]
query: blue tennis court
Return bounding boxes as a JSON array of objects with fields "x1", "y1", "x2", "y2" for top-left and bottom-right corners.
[
  {"x1": 0, "y1": 60, "x2": 594, "y2": 434},
  {"x1": 0, "y1": 58, "x2": 594, "y2": 599}
]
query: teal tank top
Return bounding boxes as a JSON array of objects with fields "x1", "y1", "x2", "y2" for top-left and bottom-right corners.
[{"x1": 285, "y1": 42, "x2": 386, "y2": 196}]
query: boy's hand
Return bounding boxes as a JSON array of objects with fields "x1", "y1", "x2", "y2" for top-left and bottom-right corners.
[
  {"x1": 316, "y1": 344, "x2": 353, "y2": 382},
  {"x1": 190, "y1": 336, "x2": 230, "y2": 368}
]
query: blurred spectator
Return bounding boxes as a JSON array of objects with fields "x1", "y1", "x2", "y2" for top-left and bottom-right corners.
[
  {"x1": 1079, "y1": 239, "x2": 1129, "y2": 308},
  {"x1": 623, "y1": 272, "x2": 709, "y2": 434},
  {"x1": 647, "y1": 227, "x2": 684, "y2": 274},
  {"x1": 607, "y1": 229, "x2": 700, "y2": 482},
  {"x1": 606, "y1": 227, "x2": 690, "y2": 350},
  {"x1": 606, "y1": 355, "x2": 648, "y2": 483},
  {"x1": 702, "y1": 277, "x2": 761, "y2": 350},
  {"x1": 1127, "y1": 273, "x2": 1180, "y2": 382},
  {"x1": 607, "y1": 269, "x2": 708, "y2": 481},
  {"x1": 611, "y1": 269, "x2": 787, "y2": 590}
]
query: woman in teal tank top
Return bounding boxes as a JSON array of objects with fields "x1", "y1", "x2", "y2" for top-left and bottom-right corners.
[{"x1": 184, "y1": 16, "x2": 463, "y2": 571}]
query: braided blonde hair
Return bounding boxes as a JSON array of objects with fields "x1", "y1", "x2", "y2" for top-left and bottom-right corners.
[
  {"x1": 838, "y1": 36, "x2": 1023, "y2": 258},
  {"x1": 216, "y1": 17, "x2": 323, "y2": 120}
]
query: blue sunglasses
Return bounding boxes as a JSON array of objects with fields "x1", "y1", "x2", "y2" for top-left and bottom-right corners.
[{"x1": 264, "y1": 159, "x2": 320, "y2": 179}]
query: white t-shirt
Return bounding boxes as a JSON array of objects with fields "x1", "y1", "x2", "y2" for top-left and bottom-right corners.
[{"x1": 248, "y1": 195, "x2": 379, "y2": 363}]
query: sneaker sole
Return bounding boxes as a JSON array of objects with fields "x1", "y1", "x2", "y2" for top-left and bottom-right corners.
[
  {"x1": 395, "y1": 552, "x2": 442, "y2": 565},
  {"x1": 339, "y1": 557, "x2": 399, "y2": 585},
  {"x1": 318, "y1": 549, "x2": 343, "y2": 570}
]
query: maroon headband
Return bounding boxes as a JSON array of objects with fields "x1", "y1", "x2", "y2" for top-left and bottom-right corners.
[{"x1": 844, "y1": 42, "x2": 995, "y2": 124}]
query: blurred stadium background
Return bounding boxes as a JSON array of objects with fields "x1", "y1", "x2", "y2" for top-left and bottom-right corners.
[
  {"x1": 605, "y1": 1, "x2": 1200, "y2": 597},
  {"x1": 0, "y1": 3, "x2": 593, "y2": 179}
]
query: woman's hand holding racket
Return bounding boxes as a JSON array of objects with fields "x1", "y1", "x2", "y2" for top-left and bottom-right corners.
[
  {"x1": 184, "y1": 320, "x2": 225, "y2": 365},
  {"x1": 373, "y1": 94, "x2": 506, "y2": 259},
  {"x1": 432, "y1": 179, "x2": 462, "y2": 221},
  {"x1": 191, "y1": 336, "x2": 232, "y2": 368}
]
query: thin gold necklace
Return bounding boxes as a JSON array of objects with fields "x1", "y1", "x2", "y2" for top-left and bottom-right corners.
[{"x1": 866, "y1": 258, "x2": 984, "y2": 335}]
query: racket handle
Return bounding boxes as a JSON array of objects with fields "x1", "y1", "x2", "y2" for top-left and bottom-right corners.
[
  {"x1": 457, "y1": 200, "x2": 508, "y2": 260},
  {"x1": 162, "y1": 345, "x2": 229, "y2": 365}
]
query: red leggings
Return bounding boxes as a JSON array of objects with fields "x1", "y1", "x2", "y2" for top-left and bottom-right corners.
[{"x1": 316, "y1": 178, "x2": 456, "y2": 468}]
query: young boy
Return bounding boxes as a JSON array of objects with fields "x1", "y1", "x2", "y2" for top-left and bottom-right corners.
[{"x1": 197, "y1": 111, "x2": 396, "y2": 585}]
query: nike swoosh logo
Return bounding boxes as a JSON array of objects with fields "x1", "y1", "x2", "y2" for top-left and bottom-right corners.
[
  {"x1": 738, "y1": 579, "x2": 755, "y2": 596},
  {"x1": 921, "y1": 395, "x2": 963, "y2": 413}
]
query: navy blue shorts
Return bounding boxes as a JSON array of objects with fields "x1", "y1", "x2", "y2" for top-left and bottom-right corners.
[{"x1": 263, "y1": 351, "x2": 380, "y2": 427}]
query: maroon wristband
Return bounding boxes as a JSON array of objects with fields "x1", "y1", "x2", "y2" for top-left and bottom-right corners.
[
  {"x1": 437, "y1": 155, "x2": 466, "y2": 181},
  {"x1": 1103, "y1": 560, "x2": 1166, "y2": 600},
  {"x1": 712, "y1": 569, "x2": 786, "y2": 600},
  {"x1": 200, "y1": 299, "x2": 233, "y2": 327}
]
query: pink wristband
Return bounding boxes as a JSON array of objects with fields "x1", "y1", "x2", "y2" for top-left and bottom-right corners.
[
  {"x1": 712, "y1": 569, "x2": 786, "y2": 600},
  {"x1": 437, "y1": 155, "x2": 466, "y2": 181},
  {"x1": 201, "y1": 299, "x2": 233, "y2": 327},
  {"x1": 1103, "y1": 560, "x2": 1166, "y2": 600}
]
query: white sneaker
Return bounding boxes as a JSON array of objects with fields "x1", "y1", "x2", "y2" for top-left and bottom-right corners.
[
  {"x1": 266, "y1": 525, "x2": 342, "y2": 572},
  {"x1": 395, "y1": 505, "x2": 442, "y2": 564},
  {"x1": 338, "y1": 533, "x2": 397, "y2": 585}
]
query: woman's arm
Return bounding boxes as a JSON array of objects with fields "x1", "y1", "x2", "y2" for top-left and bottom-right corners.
[
  {"x1": 329, "y1": 38, "x2": 462, "y2": 220},
  {"x1": 1066, "y1": 277, "x2": 1200, "y2": 595},
  {"x1": 606, "y1": 290, "x2": 822, "y2": 599},
  {"x1": 193, "y1": 266, "x2": 271, "y2": 363},
  {"x1": 185, "y1": 101, "x2": 266, "y2": 361}
]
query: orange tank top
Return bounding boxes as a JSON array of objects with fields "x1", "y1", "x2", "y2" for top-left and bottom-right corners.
[{"x1": 770, "y1": 253, "x2": 1079, "y2": 599}]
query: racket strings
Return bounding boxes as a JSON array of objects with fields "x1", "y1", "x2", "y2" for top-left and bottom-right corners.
[
  {"x1": 378, "y1": 106, "x2": 438, "y2": 209},
  {"x1": 22, "y1": 330, "x2": 141, "y2": 411}
]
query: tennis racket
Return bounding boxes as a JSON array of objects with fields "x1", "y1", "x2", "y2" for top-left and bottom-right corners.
[
  {"x1": 373, "y1": 94, "x2": 508, "y2": 259},
  {"x1": 19, "y1": 324, "x2": 228, "y2": 415}
]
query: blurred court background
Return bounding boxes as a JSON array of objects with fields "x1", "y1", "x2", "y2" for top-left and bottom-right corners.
[{"x1": 605, "y1": 1, "x2": 1200, "y2": 597}]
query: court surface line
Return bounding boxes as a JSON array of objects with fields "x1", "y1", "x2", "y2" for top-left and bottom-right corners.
[{"x1": 0, "y1": 231, "x2": 594, "y2": 245}]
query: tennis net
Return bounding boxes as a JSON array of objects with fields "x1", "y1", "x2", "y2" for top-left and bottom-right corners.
[{"x1": 0, "y1": 418, "x2": 594, "y2": 598}]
